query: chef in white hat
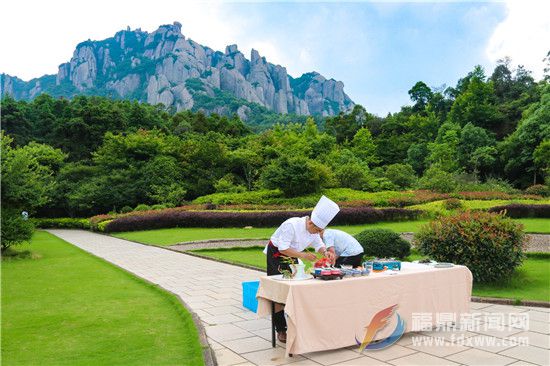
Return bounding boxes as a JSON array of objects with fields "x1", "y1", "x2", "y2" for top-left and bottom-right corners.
[{"x1": 264, "y1": 195, "x2": 340, "y2": 343}]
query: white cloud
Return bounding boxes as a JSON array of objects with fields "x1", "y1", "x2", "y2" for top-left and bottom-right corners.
[
  {"x1": 486, "y1": 0, "x2": 550, "y2": 79},
  {"x1": 0, "y1": 0, "x2": 244, "y2": 80}
]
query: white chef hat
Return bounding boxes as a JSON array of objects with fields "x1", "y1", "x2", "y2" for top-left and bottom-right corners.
[{"x1": 311, "y1": 195, "x2": 340, "y2": 229}]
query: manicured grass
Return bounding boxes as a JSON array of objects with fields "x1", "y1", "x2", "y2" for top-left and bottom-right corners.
[
  {"x1": 517, "y1": 218, "x2": 550, "y2": 233},
  {"x1": 112, "y1": 218, "x2": 550, "y2": 246},
  {"x1": 472, "y1": 254, "x2": 550, "y2": 302},
  {"x1": 113, "y1": 227, "x2": 276, "y2": 246},
  {"x1": 192, "y1": 246, "x2": 269, "y2": 269},
  {"x1": 1, "y1": 231, "x2": 204, "y2": 366},
  {"x1": 192, "y1": 247, "x2": 549, "y2": 302}
]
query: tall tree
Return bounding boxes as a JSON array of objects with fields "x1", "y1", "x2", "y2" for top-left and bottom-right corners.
[
  {"x1": 500, "y1": 85, "x2": 550, "y2": 186},
  {"x1": 408, "y1": 81, "x2": 433, "y2": 112}
]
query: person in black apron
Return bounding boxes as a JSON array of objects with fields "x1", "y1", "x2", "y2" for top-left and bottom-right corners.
[{"x1": 264, "y1": 196, "x2": 340, "y2": 343}]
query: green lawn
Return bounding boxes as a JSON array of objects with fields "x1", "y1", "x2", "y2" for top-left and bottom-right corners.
[
  {"x1": 112, "y1": 218, "x2": 550, "y2": 246},
  {"x1": 472, "y1": 254, "x2": 550, "y2": 302},
  {"x1": 1, "y1": 231, "x2": 204, "y2": 366},
  {"x1": 191, "y1": 247, "x2": 550, "y2": 303}
]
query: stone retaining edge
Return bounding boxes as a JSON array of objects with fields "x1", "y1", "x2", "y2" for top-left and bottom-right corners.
[{"x1": 471, "y1": 296, "x2": 550, "y2": 308}]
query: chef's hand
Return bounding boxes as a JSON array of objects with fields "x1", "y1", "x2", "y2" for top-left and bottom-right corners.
[
  {"x1": 325, "y1": 250, "x2": 335, "y2": 263},
  {"x1": 301, "y1": 252, "x2": 317, "y2": 262}
]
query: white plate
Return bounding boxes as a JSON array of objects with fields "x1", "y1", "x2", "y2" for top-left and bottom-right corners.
[{"x1": 271, "y1": 274, "x2": 314, "y2": 281}]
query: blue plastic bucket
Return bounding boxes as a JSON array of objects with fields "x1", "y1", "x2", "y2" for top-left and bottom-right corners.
[{"x1": 242, "y1": 281, "x2": 260, "y2": 312}]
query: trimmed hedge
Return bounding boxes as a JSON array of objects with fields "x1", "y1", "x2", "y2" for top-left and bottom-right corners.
[
  {"x1": 103, "y1": 207, "x2": 422, "y2": 233},
  {"x1": 488, "y1": 204, "x2": 550, "y2": 218},
  {"x1": 354, "y1": 229, "x2": 411, "y2": 259},
  {"x1": 32, "y1": 217, "x2": 90, "y2": 230}
]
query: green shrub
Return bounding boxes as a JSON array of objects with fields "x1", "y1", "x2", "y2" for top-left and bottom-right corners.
[
  {"x1": 443, "y1": 198, "x2": 463, "y2": 210},
  {"x1": 194, "y1": 189, "x2": 282, "y2": 205},
  {"x1": 32, "y1": 217, "x2": 90, "y2": 229},
  {"x1": 97, "y1": 220, "x2": 113, "y2": 232},
  {"x1": 418, "y1": 166, "x2": 457, "y2": 193},
  {"x1": 1, "y1": 210, "x2": 35, "y2": 251},
  {"x1": 120, "y1": 206, "x2": 133, "y2": 213},
  {"x1": 151, "y1": 204, "x2": 168, "y2": 210},
  {"x1": 134, "y1": 204, "x2": 151, "y2": 211},
  {"x1": 363, "y1": 176, "x2": 397, "y2": 192},
  {"x1": 260, "y1": 156, "x2": 334, "y2": 197},
  {"x1": 334, "y1": 163, "x2": 368, "y2": 190},
  {"x1": 455, "y1": 176, "x2": 518, "y2": 194},
  {"x1": 415, "y1": 211, "x2": 524, "y2": 283},
  {"x1": 384, "y1": 163, "x2": 417, "y2": 189},
  {"x1": 525, "y1": 184, "x2": 549, "y2": 197},
  {"x1": 214, "y1": 175, "x2": 246, "y2": 193},
  {"x1": 354, "y1": 229, "x2": 411, "y2": 259}
]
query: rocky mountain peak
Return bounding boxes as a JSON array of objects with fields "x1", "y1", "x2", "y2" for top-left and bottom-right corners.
[{"x1": 1, "y1": 22, "x2": 355, "y2": 118}]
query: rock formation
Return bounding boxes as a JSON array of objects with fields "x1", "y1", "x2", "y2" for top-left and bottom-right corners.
[{"x1": 1, "y1": 22, "x2": 355, "y2": 117}]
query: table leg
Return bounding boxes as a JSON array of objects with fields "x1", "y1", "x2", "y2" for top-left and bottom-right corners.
[{"x1": 271, "y1": 301, "x2": 276, "y2": 348}]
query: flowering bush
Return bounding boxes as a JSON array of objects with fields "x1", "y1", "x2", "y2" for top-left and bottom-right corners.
[{"x1": 415, "y1": 211, "x2": 524, "y2": 282}]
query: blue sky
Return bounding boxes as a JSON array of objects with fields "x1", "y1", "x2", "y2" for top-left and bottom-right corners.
[
  {"x1": 1, "y1": 1, "x2": 548, "y2": 115},
  {"x1": 218, "y1": 2, "x2": 508, "y2": 115}
]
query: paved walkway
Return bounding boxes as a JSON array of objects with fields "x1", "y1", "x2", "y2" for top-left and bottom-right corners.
[{"x1": 48, "y1": 230, "x2": 550, "y2": 366}]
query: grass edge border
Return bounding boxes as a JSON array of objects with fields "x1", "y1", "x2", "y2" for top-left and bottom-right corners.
[{"x1": 43, "y1": 229, "x2": 218, "y2": 366}]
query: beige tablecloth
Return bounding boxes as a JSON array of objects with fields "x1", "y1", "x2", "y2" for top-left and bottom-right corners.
[{"x1": 256, "y1": 263, "x2": 472, "y2": 356}]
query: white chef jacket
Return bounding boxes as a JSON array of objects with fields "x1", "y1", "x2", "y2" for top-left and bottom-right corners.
[{"x1": 263, "y1": 216, "x2": 325, "y2": 254}]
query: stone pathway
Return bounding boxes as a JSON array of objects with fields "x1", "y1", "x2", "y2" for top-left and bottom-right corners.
[{"x1": 48, "y1": 230, "x2": 550, "y2": 366}]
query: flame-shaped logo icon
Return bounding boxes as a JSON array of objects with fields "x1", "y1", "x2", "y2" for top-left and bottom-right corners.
[{"x1": 355, "y1": 304, "x2": 406, "y2": 352}]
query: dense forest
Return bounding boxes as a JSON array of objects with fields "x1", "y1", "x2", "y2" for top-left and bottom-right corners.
[{"x1": 2, "y1": 59, "x2": 549, "y2": 218}]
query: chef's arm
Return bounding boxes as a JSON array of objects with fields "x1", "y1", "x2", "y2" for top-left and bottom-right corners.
[{"x1": 279, "y1": 248, "x2": 317, "y2": 262}]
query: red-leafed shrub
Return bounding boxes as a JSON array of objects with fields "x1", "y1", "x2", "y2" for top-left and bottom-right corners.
[
  {"x1": 103, "y1": 207, "x2": 422, "y2": 233},
  {"x1": 89, "y1": 214, "x2": 115, "y2": 230},
  {"x1": 457, "y1": 191, "x2": 513, "y2": 200},
  {"x1": 415, "y1": 211, "x2": 524, "y2": 283},
  {"x1": 488, "y1": 204, "x2": 550, "y2": 218},
  {"x1": 388, "y1": 191, "x2": 449, "y2": 207},
  {"x1": 334, "y1": 200, "x2": 374, "y2": 208},
  {"x1": 455, "y1": 191, "x2": 543, "y2": 201}
]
